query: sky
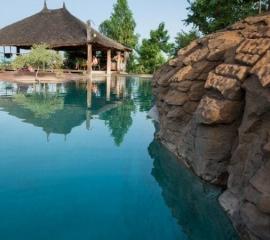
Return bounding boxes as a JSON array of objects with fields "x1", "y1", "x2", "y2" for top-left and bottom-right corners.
[{"x1": 0, "y1": 0, "x2": 190, "y2": 41}]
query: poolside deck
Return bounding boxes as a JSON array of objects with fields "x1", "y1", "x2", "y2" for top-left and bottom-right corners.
[{"x1": 0, "y1": 70, "x2": 152, "y2": 84}]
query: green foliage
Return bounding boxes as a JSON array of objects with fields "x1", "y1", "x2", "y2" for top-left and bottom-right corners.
[
  {"x1": 0, "y1": 62, "x2": 12, "y2": 71},
  {"x1": 185, "y1": 0, "x2": 269, "y2": 34},
  {"x1": 99, "y1": 0, "x2": 138, "y2": 49},
  {"x1": 137, "y1": 23, "x2": 174, "y2": 74},
  {"x1": 174, "y1": 30, "x2": 200, "y2": 55},
  {"x1": 12, "y1": 44, "x2": 63, "y2": 70}
]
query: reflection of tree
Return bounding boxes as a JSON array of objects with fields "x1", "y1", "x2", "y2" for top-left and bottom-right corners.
[
  {"x1": 148, "y1": 140, "x2": 238, "y2": 240},
  {"x1": 13, "y1": 93, "x2": 64, "y2": 119},
  {"x1": 137, "y1": 79, "x2": 153, "y2": 112},
  {"x1": 100, "y1": 99, "x2": 136, "y2": 146}
]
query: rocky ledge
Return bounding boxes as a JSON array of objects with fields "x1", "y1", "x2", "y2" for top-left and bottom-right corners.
[{"x1": 153, "y1": 13, "x2": 270, "y2": 240}]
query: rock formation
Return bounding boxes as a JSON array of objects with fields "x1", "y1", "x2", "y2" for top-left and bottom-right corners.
[{"x1": 153, "y1": 13, "x2": 270, "y2": 240}]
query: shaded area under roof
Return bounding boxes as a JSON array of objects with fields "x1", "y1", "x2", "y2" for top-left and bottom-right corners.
[{"x1": 0, "y1": 4, "x2": 131, "y2": 51}]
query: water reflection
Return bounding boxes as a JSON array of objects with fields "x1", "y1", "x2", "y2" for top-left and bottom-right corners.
[
  {"x1": 148, "y1": 140, "x2": 238, "y2": 240},
  {"x1": 0, "y1": 76, "x2": 152, "y2": 145},
  {"x1": 0, "y1": 77, "x2": 239, "y2": 240}
]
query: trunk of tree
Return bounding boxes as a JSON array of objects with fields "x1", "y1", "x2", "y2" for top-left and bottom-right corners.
[{"x1": 268, "y1": 0, "x2": 270, "y2": 10}]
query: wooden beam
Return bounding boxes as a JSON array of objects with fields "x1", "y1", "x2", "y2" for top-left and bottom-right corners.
[{"x1": 107, "y1": 49, "x2": 111, "y2": 75}]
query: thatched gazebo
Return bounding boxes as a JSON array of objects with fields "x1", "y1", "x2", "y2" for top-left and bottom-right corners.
[{"x1": 0, "y1": 2, "x2": 131, "y2": 74}]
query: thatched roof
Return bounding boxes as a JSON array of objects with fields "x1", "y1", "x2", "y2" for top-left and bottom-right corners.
[{"x1": 0, "y1": 3, "x2": 130, "y2": 51}]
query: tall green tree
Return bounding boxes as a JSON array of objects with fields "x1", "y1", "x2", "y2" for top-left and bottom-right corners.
[
  {"x1": 185, "y1": 0, "x2": 269, "y2": 34},
  {"x1": 137, "y1": 23, "x2": 174, "y2": 74},
  {"x1": 99, "y1": 0, "x2": 138, "y2": 72},
  {"x1": 99, "y1": 0, "x2": 138, "y2": 49}
]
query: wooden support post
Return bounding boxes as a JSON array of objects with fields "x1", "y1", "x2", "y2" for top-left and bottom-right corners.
[
  {"x1": 107, "y1": 49, "x2": 111, "y2": 75},
  {"x1": 116, "y1": 51, "x2": 121, "y2": 72},
  {"x1": 86, "y1": 20, "x2": 92, "y2": 76},
  {"x1": 87, "y1": 43, "x2": 92, "y2": 75}
]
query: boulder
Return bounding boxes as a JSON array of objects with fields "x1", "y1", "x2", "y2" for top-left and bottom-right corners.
[
  {"x1": 183, "y1": 47, "x2": 209, "y2": 65},
  {"x1": 164, "y1": 91, "x2": 188, "y2": 106},
  {"x1": 251, "y1": 50, "x2": 270, "y2": 87},
  {"x1": 169, "y1": 65, "x2": 193, "y2": 82},
  {"x1": 152, "y1": 13, "x2": 270, "y2": 240},
  {"x1": 235, "y1": 52, "x2": 261, "y2": 66},
  {"x1": 178, "y1": 40, "x2": 199, "y2": 57},
  {"x1": 215, "y1": 64, "x2": 250, "y2": 81},
  {"x1": 196, "y1": 96, "x2": 242, "y2": 125},
  {"x1": 258, "y1": 196, "x2": 270, "y2": 214},
  {"x1": 207, "y1": 31, "x2": 243, "y2": 61},
  {"x1": 236, "y1": 38, "x2": 270, "y2": 55},
  {"x1": 205, "y1": 72, "x2": 241, "y2": 100}
]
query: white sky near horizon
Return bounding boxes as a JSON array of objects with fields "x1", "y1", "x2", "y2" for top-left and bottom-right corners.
[{"x1": 0, "y1": 0, "x2": 190, "y2": 42}]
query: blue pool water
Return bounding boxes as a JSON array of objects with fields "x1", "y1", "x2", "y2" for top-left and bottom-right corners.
[{"x1": 0, "y1": 77, "x2": 238, "y2": 240}]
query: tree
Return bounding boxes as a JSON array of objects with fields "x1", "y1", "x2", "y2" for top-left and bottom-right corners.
[
  {"x1": 12, "y1": 44, "x2": 63, "y2": 70},
  {"x1": 99, "y1": 0, "x2": 138, "y2": 49},
  {"x1": 185, "y1": 0, "x2": 269, "y2": 34},
  {"x1": 99, "y1": 0, "x2": 138, "y2": 72},
  {"x1": 137, "y1": 23, "x2": 174, "y2": 74},
  {"x1": 174, "y1": 30, "x2": 200, "y2": 55}
]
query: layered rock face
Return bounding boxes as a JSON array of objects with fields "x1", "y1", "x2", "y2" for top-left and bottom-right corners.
[{"x1": 153, "y1": 14, "x2": 270, "y2": 240}]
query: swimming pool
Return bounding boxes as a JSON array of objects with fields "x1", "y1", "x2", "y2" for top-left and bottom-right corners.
[{"x1": 0, "y1": 77, "x2": 238, "y2": 240}]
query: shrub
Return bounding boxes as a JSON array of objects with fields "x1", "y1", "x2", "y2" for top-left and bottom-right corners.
[{"x1": 12, "y1": 44, "x2": 63, "y2": 70}]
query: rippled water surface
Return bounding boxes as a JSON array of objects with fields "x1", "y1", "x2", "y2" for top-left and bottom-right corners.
[{"x1": 0, "y1": 77, "x2": 238, "y2": 240}]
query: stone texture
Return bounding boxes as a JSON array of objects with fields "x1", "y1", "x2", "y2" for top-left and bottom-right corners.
[
  {"x1": 188, "y1": 81, "x2": 205, "y2": 101},
  {"x1": 153, "y1": 13, "x2": 270, "y2": 240},
  {"x1": 235, "y1": 52, "x2": 260, "y2": 66},
  {"x1": 258, "y1": 196, "x2": 270, "y2": 214},
  {"x1": 169, "y1": 65, "x2": 193, "y2": 82},
  {"x1": 164, "y1": 91, "x2": 188, "y2": 106},
  {"x1": 251, "y1": 50, "x2": 270, "y2": 87},
  {"x1": 183, "y1": 47, "x2": 209, "y2": 65},
  {"x1": 250, "y1": 161, "x2": 270, "y2": 195},
  {"x1": 178, "y1": 40, "x2": 199, "y2": 57},
  {"x1": 236, "y1": 38, "x2": 270, "y2": 55},
  {"x1": 205, "y1": 72, "x2": 241, "y2": 100},
  {"x1": 207, "y1": 31, "x2": 243, "y2": 61},
  {"x1": 215, "y1": 64, "x2": 250, "y2": 81},
  {"x1": 196, "y1": 96, "x2": 242, "y2": 124},
  {"x1": 172, "y1": 81, "x2": 192, "y2": 92},
  {"x1": 183, "y1": 101, "x2": 198, "y2": 114}
]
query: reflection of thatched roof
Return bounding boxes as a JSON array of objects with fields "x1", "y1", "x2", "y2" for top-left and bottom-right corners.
[{"x1": 0, "y1": 4, "x2": 130, "y2": 51}]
